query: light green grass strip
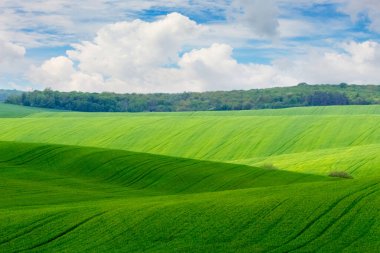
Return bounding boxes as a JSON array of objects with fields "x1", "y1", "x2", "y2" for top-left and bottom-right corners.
[{"x1": 0, "y1": 114, "x2": 379, "y2": 162}]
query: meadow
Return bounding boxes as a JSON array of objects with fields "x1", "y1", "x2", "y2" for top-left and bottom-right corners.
[{"x1": 0, "y1": 104, "x2": 379, "y2": 252}]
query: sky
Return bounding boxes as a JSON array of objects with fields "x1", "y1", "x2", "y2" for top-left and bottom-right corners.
[{"x1": 0, "y1": 0, "x2": 380, "y2": 93}]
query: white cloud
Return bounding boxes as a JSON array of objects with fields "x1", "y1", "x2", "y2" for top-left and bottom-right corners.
[
  {"x1": 68, "y1": 13, "x2": 201, "y2": 76},
  {"x1": 287, "y1": 41, "x2": 380, "y2": 84},
  {"x1": 0, "y1": 40, "x2": 26, "y2": 76},
  {"x1": 230, "y1": 0, "x2": 279, "y2": 38},
  {"x1": 0, "y1": 40, "x2": 25, "y2": 62},
  {"x1": 0, "y1": 0, "x2": 225, "y2": 47},
  {"x1": 1, "y1": 0, "x2": 379, "y2": 49},
  {"x1": 29, "y1": 13, "x2": 294, "y2": 92},
  {"x1": 29, "y1": 56, "x2": 75, "y2": 86},
  {"x1": 338, "y1": 0, "x2": 380, "y2": 33},
  {"x1": 28, "y1": 13, "x2": 204, "y2": 92},
  {"x1": 29, "y1": 12, "x2": 380, "y2": 93},
  {"x1": 178, "y1": 43, "x2": 296, "y2": 90}
]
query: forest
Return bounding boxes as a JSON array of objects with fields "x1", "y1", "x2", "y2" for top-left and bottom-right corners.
[{"x1": 4, "y1": 83, "x2": 380, "y2": 112}]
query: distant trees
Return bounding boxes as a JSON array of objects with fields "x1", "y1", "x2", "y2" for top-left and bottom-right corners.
[
  {"x1": 0, "y1": 90, "x2": 22, "y2": 102},
  {"x1": 306, "y1": 91, "x2": 349, "y2": 106},
  {"x1": 5, "y1": 84, "x2": 380, "y2": 112}
]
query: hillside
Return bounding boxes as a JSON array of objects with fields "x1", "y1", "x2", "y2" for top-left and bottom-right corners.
[
  {"x1": 0, "y1": 141, "x2": 329, "y2": 195},
  {"x1": 0, "y1": 103, "x2": 52, "y2": 118},
  {"x1": 0, "y1": 142, "x2": 379, "y2": 252},
  {"x1": 0, "y1": 104, "x2": 379, "y2": 252},
  {"x1": 0, "y1": 104, "x2": 379, "y2": 178}
]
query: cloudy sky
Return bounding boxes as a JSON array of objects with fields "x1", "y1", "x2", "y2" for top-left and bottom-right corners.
[{"x1": 1, "y1": 0, "x2": 380, "y2": 93}]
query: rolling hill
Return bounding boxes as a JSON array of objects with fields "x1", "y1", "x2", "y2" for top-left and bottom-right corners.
[
  {"x1": 0, "y1": 103, "x2": 379, "y2": 177},
  {"x1": 0, "y1": 103, "x2": 379, "y2": 252}
]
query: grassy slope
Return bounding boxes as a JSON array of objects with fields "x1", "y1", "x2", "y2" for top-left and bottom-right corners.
[
  {"x1": 232, "y1": 144, "x2": 380, "y2": 178},
  {"x1": 0, "y1": 142, "x2": 379, "y2": 252},
  {"x1": 0, "y1": 104, "x2": 380, "y2": 252},
  {"x1": 0, "y1": 103, "x2": 52, "y2": 118},
  {"x1": 0, "y1": 142, "x2": 328, "y2": 197},
  {"x1": 1, "y1": 114, "x2": 380, "y2": 161},
  {"x1": 1, "y1": 180, "x2": 379, "y2": 253},
  {"x1": 0, "y1": 104, "x2": 379, "y2": 177}
]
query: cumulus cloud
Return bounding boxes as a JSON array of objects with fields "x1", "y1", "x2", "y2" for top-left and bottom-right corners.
[
  {"x1": 178, "y1": 43, "x2": 296, "y2": 90},
  {"x1": 179, "y1": 40, "x2": 380, "y2": 89},
  {"x1": 28, "y1": 13, "x2": 292, "y2": 92},
  {"x1": 68, "y1": 13, "x2": 201, "y2": 76},
  {"x1": 288, "y1": 41, "x2": 380, "y2": 84},
  {"x1": 28, "y1": 12, "x2": 380, "y2": 93},
  {"x1": 30, "y1": 56, "x2": 75, "y2": 87},
  {"x1": 29, "y1": 13, "x2": 203, "y2": 92}
]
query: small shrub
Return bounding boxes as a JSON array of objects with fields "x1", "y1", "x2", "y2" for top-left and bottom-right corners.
[
  {"x1": 328, "y1": 171, "x2": 353, "y2": 179},
  {"x1": 261, "y1": 163, "x2": 279, "y2": 170}
]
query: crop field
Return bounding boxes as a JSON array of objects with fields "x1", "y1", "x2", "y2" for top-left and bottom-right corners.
[{"x1": 0, "y1": 104, "x2": 379, "y2": 252}]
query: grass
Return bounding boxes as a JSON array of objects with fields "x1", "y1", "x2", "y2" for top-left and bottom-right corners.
[
  {"x1": 0, "y1": 109, "x2": 379, "y2": 161},
  {"x1": 0, "y1": 141, "x2": 329, "y2": 197},
  {"x1": 0, "y1": 104, "x2": 379, "y2": 181},
  {"x1": 0, "y1": 103, "x2": 54, "y2": 118},
  {"x1": 0, "y1": 103, "x2": 379, "y2": 252},
  {"x1": 233, "y1": 144, "x2": 380, "y2": 178},
  {"x1": 0, "y1": 170, "x2": 379, "y2": 251},
  {"x1": 0, "y1": 142, "x2": 379, "y2": 252}
]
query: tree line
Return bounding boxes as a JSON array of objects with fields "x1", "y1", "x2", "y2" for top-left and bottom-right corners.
[
  {"x1": 0, "y1": 90, "x2": 22, "y2": 102},
  {"x1": 4, "y1": 84, "x2": 380, "y2": 112}
]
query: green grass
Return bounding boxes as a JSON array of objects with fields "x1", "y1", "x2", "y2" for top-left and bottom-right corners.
[
  {"x1": 232, "y1": 144, "x2": 380, "y2": 178},
  {"x1": 0, "y1": 141, "x2": 329, "y2": 198},
  {"x1": 0, "y1": 106, "x2": 379, "y2": 174},
  {"x1": 0, "y1": 103, "x2": 53, "y2": 118},
  {"x1": 0, "y1": 142, "x2": 379, "y2": 252},
  {"x1": 0, "y1": 103, "x2": 379, "y2": 252}
]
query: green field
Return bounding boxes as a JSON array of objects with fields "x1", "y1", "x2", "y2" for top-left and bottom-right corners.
[{"x1": 0, "y1": 104, "x2": 379, "y2": 252}]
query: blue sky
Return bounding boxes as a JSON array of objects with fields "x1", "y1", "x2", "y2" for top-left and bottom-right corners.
[{"x1": 0, "y1": 0, "x2": 380, "y2": 92}]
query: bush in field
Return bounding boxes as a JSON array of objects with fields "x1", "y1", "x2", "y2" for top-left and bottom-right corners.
[
  {"x1": 261, "y1": 163, "x2": 279, "y2": 170},
  {"x1": 328, "y1": 171, "x2": 353, "y2": 179}
]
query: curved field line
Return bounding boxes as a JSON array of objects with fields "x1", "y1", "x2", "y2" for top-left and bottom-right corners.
[
  {"x1": 114, "y1": 159, "x2": 161, "y2": 185},
  {"x1": 349, "y1": 156, "x2": 376, "y2": 175},
  {"x1": 230, "y1": 199, "x2": 289, "y2": 242},
  {"x1": 6, "y1": 147, "x2": 64, "y2": 166},
  {"x1": 267, "y1": 182, "x2": 379, "y2": 253},
  {"x1": 270, "y1": 127, "x2": 312, "y2": 156},
  {"x1": 0, "y1": 213, "x2": 63, "y2": 246},
  {"x1": 0, "y1": 146, "x2": 56, "y2": 164},
  {"x1": 347, "y1": 124, "x2": 379, "y2": 147},
  {"x1": 288, "y1": 185, "x2": 379, "y2": 252},
  {"x1": 120, "y1": 160, "x2": 181, "y2": 188},
  {"x1": 339, "y1": 217, "x2": 376, "y2": 251},
  {"x1": 18, "y1": 211, "x2": 107, "y2": 252},
  {"x1": 135, "y1": 162, "x2": 200, "y2": 191}
]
